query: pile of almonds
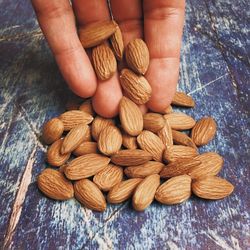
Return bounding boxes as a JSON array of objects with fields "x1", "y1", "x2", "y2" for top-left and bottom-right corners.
[{"x1": 37, "y1": 21, "x2": 234, "y2": 212}]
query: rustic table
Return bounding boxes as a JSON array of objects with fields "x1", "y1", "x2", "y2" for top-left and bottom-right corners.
[{"x1": 0, "y1": 0, "x2": 249, "y2": 249}]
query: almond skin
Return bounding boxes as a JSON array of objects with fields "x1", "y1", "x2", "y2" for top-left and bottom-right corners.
[
  {"x1": 42, "y1": 118, "x2": 64, "y2": 145},
  {"x1": 162, "y1": 105, "x2": 173, "y2": 114},
  {"x1": 59, "y1": 110, "x2": 93, "y2": 131},
  {"x1": 163, "y1": 145, "x2": 198, "y2": 163},
  {"x1": 61, "y1": 124, "x2": 89, "y2": 154},
  {"x1": 111, "y1": 149, "x2": 152, "y2": 166},
  {"x1": 122, "y1": 133, "x2": 137, "y2": 149},
  {"x1": 157, "y1": 120, "x2": 173, "y2": 147},
  {"x1": 143, "y1": 113, "x2": 165, "y2": 133},
  {"x1": 192, "y1": 176, "x2": 234, "y2": 200},
  {"x1": 120, "y1": 69, "x2": 152, "y2": 105},
  {"x1": 191, "y1": 117, "x2": 217, "y2": 146},
  {"x1": 37, "y1": 169, "x2": 74, "y2": 200},
  {"x1": 171, "y1": 92, "x2": 195, "y2": 108},
  {"x1": 98, "y1": 125, "x2": 122, "y2": 156},
  {"x1": 79, "y1": 99, "x2": 95, "y2": 116},
  {"x1": 110, "y1": 24, "x2": 124, "y2": 60},
  {"x1": 93, "y1": 164, "x2": 123, "y2": 191},
  {"x1": 79, "y1": 20, "x2": 117, "y2": 48},
  {"x1": 92, "y1": 43, "x2": 117, "y2": 80},
  {"x1": 132, "y1": 174, "x2": 160, "y2": 211},
  {"x1": 64, "y1": 153, "x2": 110, "y2": 180},
  {"x1": 46, "y1": 139, "x2": 71, "y2": 167},
  {"x1": 119, "y1": 97, "x2": 143, "y2": 136},
  {"x1": 155, "y1": 175, "x2": 192, "y2": 205},
  {"x1": 164, "y1": 112, "x2": 196, "y2": 130},
  {"x1": 172, "y1": 129, "x2": 197, "y2": 149},
  {"x1": 74, "y1": 179, "x2": 106, "y2": 212},
  {"x1": 137, "y1": 130, "x2": 165, "y2": 162},
  {"x1": 73, "y1": 142, "x2": 98, "y2": 156},
  {"x1": 107, "y1": 178, "x2": 142, "y2": 204},
  {"x1": 125, "y1": 38, "x2": 149, "y2": 75},
  {"x1": 124, "y1": 161, "x2": 164, "y2": 178}
]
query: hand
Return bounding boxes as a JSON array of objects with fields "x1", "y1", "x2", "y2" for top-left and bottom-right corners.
[{"x1": 31, "y1": 0, "x2": 185, "y2": 118}]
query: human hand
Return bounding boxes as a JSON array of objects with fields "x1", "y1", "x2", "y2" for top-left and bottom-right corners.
[{"x1": 32, "y1": 0, "x2": 185, "y2": 118}]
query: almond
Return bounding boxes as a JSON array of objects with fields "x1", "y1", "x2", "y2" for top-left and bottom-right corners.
[
  {"x1": 111, "y1": 149, "x2": 152, "y2": 166},
  {"x1": 79, "y1": 20, "x2": 117, "y2": 48},
  {"x1": 107, "y1": 178, "x2": 142, "y2": 204},
  {"x1": 125, "y1": 38, "x2": 149, "y2": 75},
  {"x1": 42, "y1": 118, "x2": 64, "y2": 145},
  {"x1": 92, "y1": 43, "x2": 117, "y2": 80},
  {"x1": 64, "y1": 153, "x2": 110, "y2": 180},
  {"x1": 162, "y1": 105, "x2": 173, "y2": 114},
  {"x1": 132, "y1": 174, "x2": 160, "y2": 211},
  {"x1": 59, "y1": 110, "x2": 93, "y2": 131},
  {"x1": 163, "y1": 145, "x2": 198, "y2": 163},
  {"x1": 73, "y1": 142, "x2": 98, "y2": 156},
  {"x1": 110, "y1": 24, "x2": 124, "y2": 60},
  {"x1": 98, "y1": 125, "x2": 122, "y2": 156},
  {"x1": 192, "y1": 176, "x2": 234, "y2": 200},
  {"x1": 74, "y1": 179, "x2": 106, "y2": 212},
  {"x1": 172, "y1": 129, "x2": 197, "y2": 149},
  {"x1": 82, "y1": 125, "x2": 92, "y2": 142},
  {"x1": 155, "y1": 175, "x2": 191, "y2": 205},
  {"x1": 137, "y1": 130, "x2": 165, "y2": 162},
  {"x1": 46, "y1": 139, "x2": 70, "y2": 167},
  {"x1": 122, "y1": 133, "x2": 137, "y2": 149},
  {"x1": 143, "y1": 113, "x2": 165, "y2": 133},
  {"x1": 79, "y1": 99, "x2": 95, "y2": 116},
  {"x1": 119, "y1": 96, "x2": 143, "y2": 136},
  {"x1": 37, "y1": 169, "x2": 74, "y2": 200},
  {"x1": 164, "y1": 112, "x2": 196, "y2": 130},
  {"x1": 61, "y1": 124, "x2": 89, "y2": 154},
  {"x1": 124, "y1": 161, "x2": 164, "y2": 178},
  {"x1": 171, "y1": 92, "x2": 195, "y2": 108},
  {"x1": 160, "y1": 158, "x2": 201, "y2": 178},
  {"x1": 157, "y1": 120, "x2": 173, "y2": 147},
  {"x1": 93, "y1": 164, "x2": 123, "y2": 191},
  {"x1": 191, "y1": 117, "x2": 217, "y2": 146},
  {"x1": 120, "y1": 69, "x2": 152, "y2": 104},
  {"x1": 188, "y1": 152, "x2": 223, "y2": 179}
]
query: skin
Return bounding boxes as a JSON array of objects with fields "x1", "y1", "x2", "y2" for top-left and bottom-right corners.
[{"x1": 31, "y1": 0, "x2": 185, "y2": 118}]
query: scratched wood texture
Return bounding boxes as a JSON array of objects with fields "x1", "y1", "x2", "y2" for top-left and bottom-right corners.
[{"x1": 0, "y1": 0, "x2": 249, "y2": 249}]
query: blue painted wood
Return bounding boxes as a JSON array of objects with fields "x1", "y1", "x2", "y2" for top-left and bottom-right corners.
[{"x1": 0, "y1": 0, "x2": 249, "y2": 249}]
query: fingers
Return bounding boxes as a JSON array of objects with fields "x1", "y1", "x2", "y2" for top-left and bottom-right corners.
[
  {"x1": 143, "y1": 0, "x2": 185, "y2": 112},
  {"x1": 31, "y1": 0, "x2": 97, "y2": 97}
]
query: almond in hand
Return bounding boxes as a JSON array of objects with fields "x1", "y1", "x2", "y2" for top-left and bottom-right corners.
[
  {"x1": 73, "y1": 142, "x2": 98, "y2": 156},
  {"x1": 157, "y1": 120, "x2": 173, "y2": 147},
  {"x1": 37, "y1": 169, "x2": 74, "y2": 200},
  {"x1": 172, "y1": 130, "x2": 197, "y2": 149},
  {"x1": 191, "y1": 117, "x2": 217, "y2": 146},
  {"x1": 192, "y1": 176, "x2": 234, "y2": 200},
  {"x1": 92, "y1": 116, "x2": 115, "y2": 141},
  {"x1": 143, "y1": 113, "x2": 165, "y2": 133},
  {"x1": 132, "y1": 174, "x2": 160, "y2": 211},
  {"x1": 171, "y1": 92, "x2": 195, "y2": 108},
  {"x1": 110, "y1": 24, "x2": 124, "y2": 60},
  {"x1": 74, "y1": 179, "x2": 106, "y2": 212},
  {"x1": 155, "y1": 175, "x2": 191, "y2": 205}
]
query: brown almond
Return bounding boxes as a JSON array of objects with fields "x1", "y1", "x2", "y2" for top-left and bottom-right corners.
[
  {"x1": 160, "y1": 158, "x2": 201, "y2": 178},
  {"x1": 137, "y1": 130, "x2": 165, "y2": 162},
  {"x1": 172, "y1": 129, "x2": 197, "y2": 149},
  {"x1": 155, "y1": 175, "x2": 191, "y2": 205},
  {"x1": 92, "y1": 43, "x2": 117, "y2": 80},
  {"x1": 74, "y1": 179, "x2": 106, "y2": 212},
  {"x1": 171, "y1": 92, "x2": 195, "y2": 108},
  {"x1": 157, "y1": 120, "x2": 173, "y2": 147},
  {"x1": 191, "y1": 117, "x2": 217, "y2": 146},
  {"x1": 132, "y1": 174, "x2": 160, "y2": 211},
  {"x1": 92, "y1": 116, "x2": 115, "y2": 141},
  {"x1": 162, "y1": 105, "x2": 173, "y2": 114},
  {"x1": 64, "y1": 153, "x2": 110, "y2": 180},
  {"x1": 82, "y1": 125, "x2": 92, "y2": 142},
  {"x1": 98, "y1": 125, "x2": 122, "y2": 156},
  {"x1": 192, "y1": 176, "x2": 234, "y2": 200},
  {"x1": 73, "y1": 142, "x2": 98, "y2": 156},
  {"x1": 93, "y1": 164, "x2": 123, "y2": 191},
  {"x1": 124, "y1": 161, "x2": 164, "y2": 178},
  {"x1": 110, "y1": 24, "x2": 124, "y2": 60},
  {"x1": 61, "y1": 124, "x2": 89, "y2": 154},
  {"x1": 120, "y1": 69, "x2": 152, "y2": 105},
  {"x1": 125, "y1": 38, "x2": 149, "y2": 75},
  {"x1": 46, "y1": 139, "x2": 70, "y2": 167},
  {"x1": 111, "y1": 149, "x2": 152, "y2": 166},
  {"x1": 79, "y1": 20, "x2": 117, "y2": 48},
  {"x1": 122, "y1": 133, "x2": 137, "y2": 149},
  {"x1": 163, "y1": 145, "x2": 198, "y2": 163},
  {"x1": 59, "y1": 110, "x2": 93, "y2": 131},
  {"x1": 79, "y1": 99, "x2": 95, "y2": 116},
  {"x1": 42, "y1": 118, "x2": 64, "y2": 145},
  {"x1": 143, "y1": 113, "x2": 165, "y2": 133},
  {"x1": 37, "y1": 169, "x2": 74, "y2": 200},
  {"x1": 119, "y1": 97, "x2": 143, "y2": 136},
  {"x1": 107, "y1": 178, "x2": 142, "y2": 204},
  {"x1": 164, "y1": 112, "x2": 196, "y2": 130}
]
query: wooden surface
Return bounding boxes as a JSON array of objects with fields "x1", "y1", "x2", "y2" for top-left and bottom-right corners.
[{"x1": 0, "y1": 0, "x2": 249, "y2": 249}]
